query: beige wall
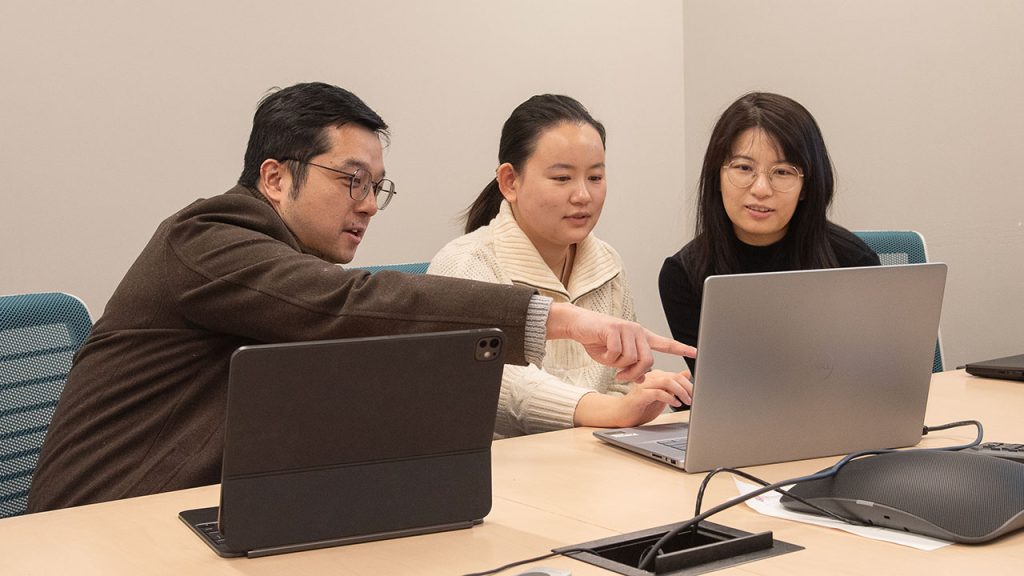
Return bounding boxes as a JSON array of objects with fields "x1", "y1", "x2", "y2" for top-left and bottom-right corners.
[
  {"x1": 2, "y1": 1, "x2": 1020, "y2": 371},
  {"x1": 683, "y1": 0, "x2": 1024, "y2": 370},
  {"x1": 0, "y1": 0, "x2": 686, "y2": 367}
]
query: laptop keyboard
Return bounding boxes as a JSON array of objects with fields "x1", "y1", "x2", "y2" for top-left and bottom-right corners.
[
  {"x1": 966, "y1": 442, "x2": 1024, "y2": 463},
  {"x1": 658, "y1": 438, "x2": 688, "y2": 452}
]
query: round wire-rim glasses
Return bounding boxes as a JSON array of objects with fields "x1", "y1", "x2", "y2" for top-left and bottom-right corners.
[
  {"x1": 722, "y1": 159, "x2": 804, "y2": 193},
  {"x1": 286, "y1": 159, "x2": 396, "y2": 210}
]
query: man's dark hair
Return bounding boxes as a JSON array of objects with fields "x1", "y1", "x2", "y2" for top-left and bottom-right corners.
[{"x1": 238, "y1": 82, "x2": 389, "y2": 190}]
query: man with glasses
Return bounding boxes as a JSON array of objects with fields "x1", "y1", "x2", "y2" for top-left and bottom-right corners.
[{"x1": 28, "y1": 82, "x2": 695, "y2": 512}]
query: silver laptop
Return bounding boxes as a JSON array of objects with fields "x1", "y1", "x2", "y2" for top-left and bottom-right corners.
[{"x1": 595, "y1": 263, "x2": 947, "y2": 473}]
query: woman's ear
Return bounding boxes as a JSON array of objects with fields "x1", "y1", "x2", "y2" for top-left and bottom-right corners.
[
  {"x1": 258, "y1": 159, "x2": 290, "y2": 208},
  {"x1": 495, "y1": 163, "x2": 518, "y2": 203}
]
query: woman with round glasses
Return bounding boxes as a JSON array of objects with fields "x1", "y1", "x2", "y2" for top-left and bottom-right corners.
[
  {"x1": 659, "y1": 92, "x2": 879, "y2": 372},
  {"x1": 430, "y1": 94, "x2": 693, "y2": 438}
]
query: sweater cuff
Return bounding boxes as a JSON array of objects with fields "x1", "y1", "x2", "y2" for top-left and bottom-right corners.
[
  {"x1": 523, "y1": 386, "x2": 589, "y2": 434},
  {"x1": 524, "y1": 295, "x2": 551, "y2": 365}
]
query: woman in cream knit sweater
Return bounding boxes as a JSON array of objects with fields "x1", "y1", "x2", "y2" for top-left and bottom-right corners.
[{"x1": 429, "y1": 95, "x2": 693, "y2": 438}]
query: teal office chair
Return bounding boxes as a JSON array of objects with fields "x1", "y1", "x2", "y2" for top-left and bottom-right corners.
[
  {"x1": 354, "y1": 262, "x2": 430, "y2": 275},
  {"x1": 853, "y1": 230, "x2": 944, "y2": 372},
  {"x1": 0, "y1": 292, "x2": 92, "y2": 517}
]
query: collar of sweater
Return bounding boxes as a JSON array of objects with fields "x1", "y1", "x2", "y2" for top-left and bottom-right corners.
[{"x1": 491, "y1": 201, "x2": 620, "y2": 301}]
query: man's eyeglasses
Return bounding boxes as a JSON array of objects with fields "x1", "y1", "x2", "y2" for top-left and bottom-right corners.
[
  {"x1": 286, "y1": 159, "x2": 396, "y2": 210},
  {"x1": 722, "y1": 159, "x2": 804, "y2": 193}
]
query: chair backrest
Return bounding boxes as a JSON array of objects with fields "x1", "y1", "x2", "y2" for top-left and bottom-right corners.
[
  {"x1": 354, "y1": 262, "x2": 430, "y2": 275},
  {"x1": 0, "y1": 292, "x2": 92, "y2": 517},
  {"x1": 853, "y1": 230, "x2": 944, "y2": 373}
]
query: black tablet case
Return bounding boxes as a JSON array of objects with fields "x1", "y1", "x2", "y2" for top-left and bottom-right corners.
[{"x1": 180, "y1": 329, "x2": 506, "y2": 557}]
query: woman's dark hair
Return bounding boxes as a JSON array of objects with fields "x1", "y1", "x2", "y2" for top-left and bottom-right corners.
[
  {"x1": 238, "y1": 82, "x2": 389, "y2": 191},
  {"x1": 464, "y1": 94, "x2": 606, "y2": 233},
  {"x1": 688, "y1": 92, "x2": 837, "y2": 290}
]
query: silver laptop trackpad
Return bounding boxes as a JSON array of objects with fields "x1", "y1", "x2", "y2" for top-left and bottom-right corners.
[{"x1": 606, "y1": 422, "x2": 688, "y2": 454}]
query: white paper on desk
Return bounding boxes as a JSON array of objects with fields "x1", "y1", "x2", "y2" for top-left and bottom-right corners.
[{"x1": 733, "y1": 478, "x2": 951, "y2": 551}]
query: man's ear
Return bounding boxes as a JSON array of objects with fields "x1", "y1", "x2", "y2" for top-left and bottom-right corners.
[
  {"x1": 258, "y1": 159, "x2": 290, "y2": 208},
  {"x1": 496, "y1": 163, "x2": 518, "y2": 203}
]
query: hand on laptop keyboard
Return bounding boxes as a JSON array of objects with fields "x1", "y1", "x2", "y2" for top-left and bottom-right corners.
[{"x1": 574, "y1": 369, "x2": 693, "y2": 428}]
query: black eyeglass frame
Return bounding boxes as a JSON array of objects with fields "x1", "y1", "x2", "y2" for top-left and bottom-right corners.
[{"x1": 282, "y1": 158, "x2": 396, "y2": 210}]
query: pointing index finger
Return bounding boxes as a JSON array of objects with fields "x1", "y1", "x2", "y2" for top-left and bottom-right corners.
[{"x1": 647, "y1": 331, "x2": 697, "y2": 359}]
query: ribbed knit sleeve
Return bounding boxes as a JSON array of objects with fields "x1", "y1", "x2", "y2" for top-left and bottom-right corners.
[
  {"x1": 494, "y1": 364, "x2": 589, "y2": 437},
  {"x1": 523, "y1": 295, "x2": 552, "y2": 366}
]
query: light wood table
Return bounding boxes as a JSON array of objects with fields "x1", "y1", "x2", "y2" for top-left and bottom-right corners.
[{"x1": 2, "y1": 370, "x2": 1022, "y2": 575}]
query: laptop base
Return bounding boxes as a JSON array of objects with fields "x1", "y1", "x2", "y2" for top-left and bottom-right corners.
[
  {"x1": 964, "y1": 353, "x2": 1024, "y2": 381},
  {"x1": 179, "y1": 506, "x2": 481, "y2": 558}
]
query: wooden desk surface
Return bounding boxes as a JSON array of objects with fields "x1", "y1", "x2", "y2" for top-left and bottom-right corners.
[{"x1": 2, "y1": 370, "x2": 1022, "y2": 575}]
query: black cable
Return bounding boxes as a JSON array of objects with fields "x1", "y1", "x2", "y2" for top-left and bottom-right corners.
[
  {"x1": 923, "y1": 419, "x2": 984, "y2": 438},
  {"x1": 694, "y1": 467, "x2": 868, "y2": 527},
  {"x1": 461, "y1": 547, "x2": 592, "y2": 576},
  {"x1": 637, "y1": 419, "x2": 984, "y2": 571}
]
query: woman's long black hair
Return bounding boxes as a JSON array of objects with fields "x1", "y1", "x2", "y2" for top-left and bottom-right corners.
[{"x1": 687, "y1": 92, "x2": 838, "y2": 291}]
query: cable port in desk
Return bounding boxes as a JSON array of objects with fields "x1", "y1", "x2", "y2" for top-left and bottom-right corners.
[{"x1": 556, "y1": 520, "x2": 801, "y2": 575}]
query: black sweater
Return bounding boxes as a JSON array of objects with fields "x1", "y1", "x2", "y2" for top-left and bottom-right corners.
[{"x1": 659, "y1": 223, "x2": 880, "y2": 373}]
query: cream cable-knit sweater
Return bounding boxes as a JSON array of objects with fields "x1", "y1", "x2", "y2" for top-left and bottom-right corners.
[{"x1": 429, "y1": 201, "x2": 636, "y2": 437}]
